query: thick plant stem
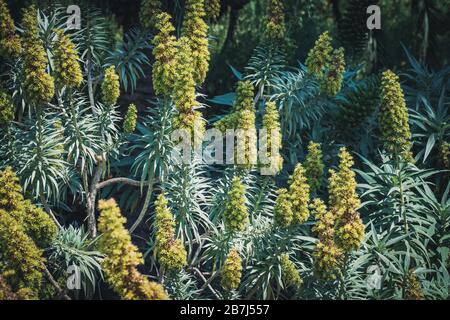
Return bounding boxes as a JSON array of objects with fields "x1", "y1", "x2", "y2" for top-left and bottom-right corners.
[
  {"x1": 96, "y1": 177, "x2": 154, "y2": 190},
  {"x1": 43, "y1": 265, "x2": 71, "y2": 300},
  {"x1": 39, "y1": 191, "x2": 62, "y2": 229},
  {"x1": 396, "y1": 154, "x2": 408, "y2": 234},
  {"x1": 129, "y1": 172, "x2": 155, "y2": 233},
  {"x1": 86, "y1": 159, "x2": 105, "y2": 238}
]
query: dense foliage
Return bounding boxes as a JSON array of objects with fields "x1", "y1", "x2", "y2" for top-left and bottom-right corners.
[{"x1": 0, "y1": 0, "x2": 449, "y2": 300}]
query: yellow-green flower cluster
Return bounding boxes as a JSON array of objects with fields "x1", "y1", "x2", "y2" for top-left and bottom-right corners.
[
  {"x1": 97, "y1": 199, "x2": 169, "y2": 300},
  {"x1": 0, "y1": 0, "x2": 21, "y2": 59},
  {"x1": 304, "y1": 141, "x2": 324, "y2": 192},
  {"x1": 173, "y1": 110, "x2": 206, "y2": 148},
  {"x1": 52, "y1": 29, "x2": 83, "y2": 89},
  {"x1": 0, "y1": 210, "x2": 44, "y2": 299},
  {"x1": 101, "y1": 66, "x2": 120, "y2": 106},
  {"x1": 21, "y1": 6, "x2": 54, "y2": 106},
  {"x1": 261, "y1": 101, "x2": 283, "y2": 174},
  {"x1": 173, "y1": 37, "x2": 197, "y2": 114},
  {"x1": 404, "y1": 270, "x2": 424, "y2": 300},
  {"x1": 440, "y1": 142, "x2": 450, "y2": 168},
  {"x1": 214, "y1": 112, "x2": 240, "y2": 132},
  {"x1": 152, "y1": 12, "x2": 177, "y2": 96},
  {"x1": 274, "y1": 188, "x2": 293, "y2": 228},
  {"x1": 320, "y1": 47, "x2": 345, "y2": 96},
  {"x1": 280, "y1": 253, "x2": 302, "y2": 287},
  {"x1": 0, "y1": 167, "x2": 57, "y2": 248},
  {"x1": 0, "y1": 91, "x2": 14, "y2": 125},
  {"x1": 205, "y1": 0, "x2": 221, "y2": 21},
  {"x1": 182, "y1": 0, "x2": 210, "y2": 84},
  {"x1": 265, "y1": 0, "x2": 286, "y2": 42},
  {"x1": 123, "y1": 104, "x2": 138, "y2": 134},
  {"x1": 223, "y1": 176, "x2": 248, "y2": 232},
  {"x1": 379, "y1": 70, "x2": 413, "y2": 162},
  {"x1": 0, "y1": 168, "x2": 57, "y2": 299},
  {"x1": 221, "y1": 248, "x2": 242, "y2": 291},
  {"x1": 0, "y1": 275, "x2": 18, "y2": 300},
  {"x1": 139, "y1": 0, "x2": 162, "y2": 29},
  {"x1": 288, "y1": 163, "x2": 311, "y2": 225},
  {"x1": 154, "y1": 194, "x2": 187, "y2": 272},
  {"x1": 330, "y1": 148, "x2": 364, "y2": 253},
  {"x1": 234, "y1": 80, "x2": 254, "y2": 112},
  {"x1": 236, "y1": 109, "x2": 257, "y2": 170},
  {"x1": 306, "y1": 31, "x2": 333, "y2": 78},
  {"x1": 173, "y1": 36, "x2": 205, "y2": 142},
  {"x1": 310, "y1": 198, "x2": 342, "y2": 281},
  {"x1": 214, "y1": 80, "x2": 255, "y2": 132}
]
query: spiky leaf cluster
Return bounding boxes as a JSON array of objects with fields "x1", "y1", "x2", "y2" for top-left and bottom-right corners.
[
  {"x1": 223, "y1": 177, "x2": 248, "y2": 232},
  {"x1": 182, "y1": 0, "x2": 210, "y2": 84},
  {"x1": 0, "y1": 0, "x2": 21, "y2": 59},
  {"x1": 101, "y1": 66, "x2": 120, "y2": 106},
  {"x1": 97, "y1": 199, "x2": 169, "y2": 300},
  {"x1": 310, "y1": 198, "x2": 342, "y2": 281},
  {"x1": 152, "y1": 13, "x2": 177, "y2": 96},
  {"x1": 139, "y1": 0, "x2": 162, "y2": 29},
  {"x1": 21, "y1": 5, "x2": 55, "y2": 106},
  {"x1": 123, "y1": 104, "x2": 138, "y2": 134},
  {"x1": 379, "y1": 70, "x2": 413, "y2": 161},
  {"x1": 0, "y1": 91, "x2": 15, "y2": 125},
  {"x1": 220, "y1": 248, "x2": 242, "y2": 291},
  {"x1": 330, "y1": 148, "x2": 364, "y2": 253},
  {"x1": 265, "y1": 0, "x2": 286, "y2": 42},
  {"x1": 305, "y1": 31, "x2": 333, "y2": 78},
  {"x1": 304, "y1": 141, "x2": 324, "y2": 192},
  {"x1": 288, "y1": 163, "x2": 310, "y2": 225},
  {"x1": 52, "y1": 29, "x2": 83, "y2": 89},
  {"x1": 154, "y1": 194, "x2": 187, "y2": 272},
  {"x1": 320, "y1": 47, "x2": 345, "y2": 96},
  {"x1": 280, "y1": 254, "x2": 302, "y2": 287}
]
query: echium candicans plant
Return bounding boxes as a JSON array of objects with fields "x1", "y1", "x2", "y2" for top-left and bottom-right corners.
[
  {"x1": 330, "y1": 148, "x2": 364, "y2": 253},
  {"x1": 261, "y1": 101, "x2": 283, "y2": 175},
  {"x1": 379, "y1": 70, "x2": 414, "y2": 162},
  {"x1": 97, "y1": 199, "x2": 169, "y2": 300},
  {"x1": 139, "y1": 0, "x2": 162, "y2": 29},
  {"x1": 172, "y1": 36, "x2": 205, "y2": 142},
  {"x1": 182, "y1": 0, "x2": 210, "y2": 85},
  {"x1": 205, "y1": 0, "x2": 221, "y2": 22},
  {"x1": 154, "y1": 194, "x2": 188, "y2": 273},
  {"x1": 265, "y1": 0, "x2": 286, "y2": 42},
  {"x1": 152, "y1": 12, "x2": 177, "y2": 96},
  {"x1": 52, "y1": 29, "x2": 83, "y2": 89},
  {"x1": 21, "y1": 5, "x2": 55, "y2": 106},
  {"x1": 0, "y1": 0, "x2": 22, "y2": 59}
]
